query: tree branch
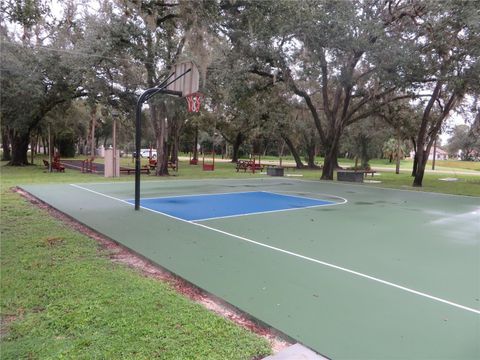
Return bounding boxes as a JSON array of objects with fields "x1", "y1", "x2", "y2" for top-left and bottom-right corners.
[
  {"x1": 319, "y1": 49, "x2": 332, "y2": 121},
  {"x1": 346, "y1": 94, "x2": 414, "y2": 126},
  {"x1": 345, "y1": 86, "x2": 397, "y2": 123},
  {"x1": 283, "y1": 69, "x2": 327, "y2": 145}
]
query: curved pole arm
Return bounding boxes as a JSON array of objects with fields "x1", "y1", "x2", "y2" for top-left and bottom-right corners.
[{"x1": 134, "y1": 88, "x2": 182, "y2": 210}]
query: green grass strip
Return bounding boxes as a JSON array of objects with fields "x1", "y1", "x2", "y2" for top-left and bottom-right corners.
[{"x1": 0, "y1": 165, "x2": 271, "y2": 359}]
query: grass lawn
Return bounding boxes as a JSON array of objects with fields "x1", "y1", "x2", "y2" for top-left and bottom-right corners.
[
  {"x1": 0, "y1": 163, "x2": 271, "y2": 359},
  {"x1": 1, "y1": 157, "x2": 479, "y2": 359}
]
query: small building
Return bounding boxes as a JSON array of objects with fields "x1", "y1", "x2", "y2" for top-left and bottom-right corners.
[
  {"x1": 429, "y1": 147, "x2": 448, "y2": 160},
  {"x1": 409, "y1": 147, "x2": 448, "y2": 160}
]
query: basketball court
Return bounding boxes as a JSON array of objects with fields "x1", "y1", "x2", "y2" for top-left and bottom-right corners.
[{"x1": 21, "y1": 178, "x2": 479, "y2": 359}]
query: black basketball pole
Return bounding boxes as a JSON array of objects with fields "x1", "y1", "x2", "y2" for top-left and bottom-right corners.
[{"x1": 134, "y1": 69, "x2": 190, "y2": 210}]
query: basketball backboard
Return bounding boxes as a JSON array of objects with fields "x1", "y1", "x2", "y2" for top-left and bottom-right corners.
[{"x1": 166, "y1": 61, "x2": 200, "y2": 97}]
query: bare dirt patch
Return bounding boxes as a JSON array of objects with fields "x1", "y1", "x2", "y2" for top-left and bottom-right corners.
[
  {"x1": 0, "y1": 315, "x2": 17, "y2": 339},
  {"x1": 15, "y1": 187, "x2": 290, "y2": 354}
]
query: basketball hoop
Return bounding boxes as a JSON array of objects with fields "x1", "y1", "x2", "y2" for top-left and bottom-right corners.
[{"x1": 186, "y1": 92, "x2": 203, "y2": 113}]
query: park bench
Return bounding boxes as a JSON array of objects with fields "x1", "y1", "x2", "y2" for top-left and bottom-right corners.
[
  {"x1": 168, "y1": 161, "x2": 178, "y2": 172},
  {"x1": 236, "y1": 160, "x2": 264, "y2": 173},
  {"x1": 360, "y1": 169, "x2": 376, "y2": 177},
  {"x1": 148, "y1": 158, "x2": 157, "y2": 170},
  {"x1": 82, "y1": 157, "x2": 97, "y2": 173},
  {"x1": 148, "y1": 158, "x2": 178, "y2": 172},
  {"x1": 120, "y1": 166, "x2": 150, "y2": 175},
  {"x1": 43, "y1": 159, "x2": 65, "y2": 172}
]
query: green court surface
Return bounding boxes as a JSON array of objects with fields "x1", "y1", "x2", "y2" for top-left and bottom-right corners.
[{"x1": 22, "y1": 178, "x2": 479, "y2": 359}]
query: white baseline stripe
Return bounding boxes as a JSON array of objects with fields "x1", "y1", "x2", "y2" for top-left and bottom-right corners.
[{"x1": 70, "y1": 183, "x2": 480, "y2": 315}]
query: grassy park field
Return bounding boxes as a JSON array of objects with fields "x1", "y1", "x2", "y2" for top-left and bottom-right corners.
[{"x1": 1, "y1": 157, "x2": 479, "y2": 359}]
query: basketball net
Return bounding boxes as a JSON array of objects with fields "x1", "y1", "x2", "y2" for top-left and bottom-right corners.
[{"x1": 186, "y1": 92, "x2": 203, "y2": 113}]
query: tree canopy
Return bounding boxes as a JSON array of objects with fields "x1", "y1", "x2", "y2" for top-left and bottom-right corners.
[{"x1": 1, "y1": 0, "x2": 479, "y2": 186}]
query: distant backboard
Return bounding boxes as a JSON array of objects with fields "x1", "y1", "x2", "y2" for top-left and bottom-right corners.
[{"x1": 166, "y1": 61, "x2": 199, "y2": 97}]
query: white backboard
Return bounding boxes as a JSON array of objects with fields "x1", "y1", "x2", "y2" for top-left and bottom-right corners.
[{"x1": 166, "y1": 61, "x2": 200, "y2": 97}]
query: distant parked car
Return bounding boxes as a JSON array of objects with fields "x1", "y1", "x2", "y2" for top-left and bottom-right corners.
[
  {"x1": 132, "y1": 149, "x2": 157, "y2": 158},
  {"x1": 141, "y1": 150, "x2": 156, "y2": 158}
]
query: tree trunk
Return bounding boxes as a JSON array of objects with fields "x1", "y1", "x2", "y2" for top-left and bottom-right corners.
[
  {"x1": 360, "y1": 137, "x2": 370, "y2": 169},
  {"x1": 431, "y1": 139, "x2": 437, "y2": 170},
  {"x1": 192, "y1": 125, "x2": 198, "y2": 161},
  {"x1": 1, "y1": 128, "x2": 11, "y2": 161},
  {"x1": 413, "y1": 137, "x2": 436, "y2": 187},
  {"x1": 395, "y1": 137, "x2": 401, "y2": 174},
  {"x1": 305, "y1": 136, "x2": 317, "y2": 168},
  {"x1": 321, "y1": 155, "x2": 336, "y2": 180},
  {"x1": 282, "y1": 134, "x2": 304, "y2": 168},
  {"x1": 412, "y1": 124, "x2": 428, "y2": 186},
  {"x1": 90, "y1": 106, "x2": 97, "y2": 158},
  {"x1": 321, "y1": 135, "x2": 341, "y2": 180},
  {"x1": 157, "y1": 141, "x2": 169, "y2": 175},
  {"x1": 306, "y1": 145, "x2": 316, "y2": 168},
  {"x1": 413, "y1": 150, "x2": 428, "y2": 186},
  {"x1": 411, "y1": 152, "x2": 418, "y2": 177},
  {"x1": 30, "y1": 136, "x2": 35, "y2": 165},
  {"x1": 151, "y1": 104, "x2": 169, "y2": 176},
  {"x1": 169, "y1": 117, "x2": 180, "y2": 164},
  {"x1": 9, "y1": 131, "x2": 30, "y2": 166},
  {"x1": 42, "y1": 136, "x2": 48, "y2": 155},
  {"x1": 231, "y1": 132, "x2": 244, "y2": 163}
]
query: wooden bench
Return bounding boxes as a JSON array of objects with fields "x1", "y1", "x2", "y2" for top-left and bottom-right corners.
[
  {"x1": 148, "y1": 159, "x2": 178, "y2": 172},
  {"x1": 236, "y1": 160, "x2": 264, "y2": 173},
  {"x1": 350, "y1": 169, "x2": 376, "y2": 177},
  {"x1": 168, "y1": 161, "x2": 178, "y2": 172},
  {"x1": 361, "y1": 169, "x2": 376, "y2": 177},
  {"x1": 53, "y1": 162, "x2": 65, "y2": 172},
  {"x1": 82, "y1": 158, "x2": 97, "y2": 173},
  {"x1": 148, "y1": 158, "x2": 157, "y2": 170},
  {"x1": 43, "y1": 159, "x2": 65, "y2": 172},
  {"x1": 120, "y1": 166, "x2": 150, "y2": 175}
]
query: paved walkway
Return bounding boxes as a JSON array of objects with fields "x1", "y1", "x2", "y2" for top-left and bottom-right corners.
[{"x1": 263, "y1": 344, "x2": 327, "y2": 360}]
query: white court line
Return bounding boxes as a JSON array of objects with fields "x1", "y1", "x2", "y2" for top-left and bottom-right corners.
[
  {"x1": 263, "y1": 190, "x2": 348, "y2": 205},
  {"x1": 193, "y1": 203, "x2": 336, "y2": 222},
  {"x1": 70, "y1": 184, "x2": 187, "y2": 222},
  {"x1": 294, "y1": 177, "x2": 480, "y2": 199},
  {"x1": 67, "y1": 176, "x2": 278, "y2": 186},
  {"x1": 68, "y1": 176, "x2": 479, "y2": 199},
  {"x1": 137, "y1": 190, "x2": 347, "y2": 222},
  {"x1": 136, "y1": 190, "x2": 270, "y2": 201},
  {"x1": 69, "y1": 183, "x2": 480, "y2": 315}
]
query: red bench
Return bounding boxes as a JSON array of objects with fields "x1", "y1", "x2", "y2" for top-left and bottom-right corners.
[
  {"x1": 148, "y1": 158, "x2": 178, "y2": 172},
  {"x1": 236, "y1": 160, "x2": 264, "y2": 173},
  {"x1": 43, "y1": 159, "x2": 65, "y2": 172}
]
